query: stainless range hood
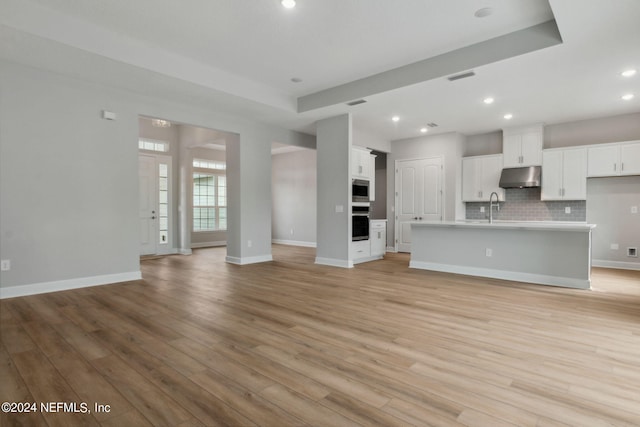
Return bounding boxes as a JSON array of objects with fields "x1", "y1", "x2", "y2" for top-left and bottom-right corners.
[{"x1": 499, "y1": 166, "x2": 541, "y2": 189}]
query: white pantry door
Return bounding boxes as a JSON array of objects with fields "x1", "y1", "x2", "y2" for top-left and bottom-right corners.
[
  {"x1": 139, "y1": 155, "x2": 158, "y2": 255},
  {"x1": 395, "y1": 157, "x2": 443, "y2": 253}
]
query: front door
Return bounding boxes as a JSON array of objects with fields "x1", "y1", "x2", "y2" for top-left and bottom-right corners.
[
  {"x1": 395, "y1": 157, "x2": 443, "y2": 253},
  {"x1": 139, "y1": 155, "x2": 157, "y2": 255}
]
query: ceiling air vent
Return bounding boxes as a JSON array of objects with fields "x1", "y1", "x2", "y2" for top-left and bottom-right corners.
[
  {"x1": 447, "y1": 71, "x2": 476, "y2": 81},
  {"x1": 346, "y1": 99, "x2": 367, "y2": 106}
]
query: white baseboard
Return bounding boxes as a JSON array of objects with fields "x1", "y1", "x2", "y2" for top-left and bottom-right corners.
[
  {"x1": 191, "y1": 241, "x2": 226, "y2": 249},
  {"x1": 272, "y1": 239, "x2": 317, "y2": 248},
  {"x1": 315, "y1": 257, "x2": 353, "y2": 268},
  {"x1": 225, "y1": 254, "x2": 273, "y2": 265},
  {"x1": 0, "y1": 271, "x2": 142, "y2": 299},
  {"x1": 353, "y1": 255, "x2": 384, "y2": 265},
  {"x1": 409, "y1": 261, "x2": 590, "y2": 290},
  {"x1": 592, "y1": 259, "x2": 640, "y2": 271}
]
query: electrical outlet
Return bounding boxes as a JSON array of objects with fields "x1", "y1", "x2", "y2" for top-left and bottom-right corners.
[
  {"x1": 480, "y1": 206, "x2": 485, "y2": 213},
  {"x1": 565, "y1": 207, "x2": 571, "y2": 214},
  {"x1": 1, "y1": 259, "x2": 10, "y2": 271},
  {"x1": 485, "y1": 248, "x2": 492, "y2": 257},
  {"x1": 247, "y1": 240, "x2": 252, "y2": 248},
  {"x1": 335, "y1": 205, "x2": 344, "y2": 213},
  {"x1": 631, "y1": 206, "x2": 638, "y2": 214},
  {"x1": 611, "y1": 243, "x2": 619, "y2": 250},
  {"x1": 290, "y1": 228, "x2": 294, "y2": 235}
]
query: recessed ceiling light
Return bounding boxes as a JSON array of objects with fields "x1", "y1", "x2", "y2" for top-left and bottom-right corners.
[
  {"x1": 503, "y1": 114, "x2": 513, "y2": 120},
  {"x1": 622, "y1": 93, "x2": 635, "y2": 101},
  {"x1": 474, "y1": 7, "x2": 493, "y2": 18},
  {"x1": 420, "y1": 128, "x2": 428, "y2": 133},
  {"x1": 392, "y1": 116, "x2": 400, "y2": 122},
  {"x1": 483, "y1": 97, "x2": 494, "y2": 104},
  {"x1": 281, "y1": 0, "x2": 296, "y2": 9},
  {"x1": 621, "y1": 69, "x2": 637, "y2": 77}
]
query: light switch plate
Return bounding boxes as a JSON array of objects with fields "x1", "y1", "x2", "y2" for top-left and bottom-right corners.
[
  {"x1": 565, "y1": 207, "x2": 571, "y2": 214},
  {"x1": 631, "y1": 206, "x2": 638, "y2": 214}
]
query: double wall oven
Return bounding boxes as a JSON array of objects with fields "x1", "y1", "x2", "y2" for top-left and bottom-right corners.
[{"x1": 352, "y1": 179, "x2": 370, "y2": 241}]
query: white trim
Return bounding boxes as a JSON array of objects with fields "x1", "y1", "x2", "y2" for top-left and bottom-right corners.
[
  {"x1": 408, "y1": 261, "x2": 591, "y2": 290},
  {"x1": 191, "y1": 241, "x2": 226, "y2": 249},
  {"x1": 315, "y1": 257, "x2": 353, "y2": 268},
  {"x1": 272, "y1": 239, "x2": 317, "y2": 248},
  {"x1": 179, "y1": 248, "x2": 193, "y2": 255},
  {"x1": 225, "y1": 254, "x2": 273, "y2": 265},
  {"x1": 0, "y1": 271, "x2": 142, "y2": 299},
  {"x1": 592, "y1": 259, "x2": 640, "y2": 271}
]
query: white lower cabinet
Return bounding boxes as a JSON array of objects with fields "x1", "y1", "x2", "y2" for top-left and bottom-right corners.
[
  {"x1": 351, "y1": 240, "x2": 370, "y2": 261},
  {"x1": 370, "y1": 220, "x2": 386, "y2": 257},
  {"x1": 352, "y1": 220, "x2": 386, "y2": 264}
]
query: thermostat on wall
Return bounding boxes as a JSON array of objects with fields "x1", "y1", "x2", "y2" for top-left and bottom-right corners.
[{"x1": 102, "y1": 110, "x2": 117, "y2": 120}]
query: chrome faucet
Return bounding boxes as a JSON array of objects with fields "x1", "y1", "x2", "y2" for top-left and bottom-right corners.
[{"x1": 489, "y1": 192, "x2": 500, "y2": 223}]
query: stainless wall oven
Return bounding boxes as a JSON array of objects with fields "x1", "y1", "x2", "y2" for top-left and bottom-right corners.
[
  {"x1": 352, "y1": 179, "x2": 370, "y2": 202},
  {"x1": 352, "y1": 205, "x2": 370, "y2": 241}
]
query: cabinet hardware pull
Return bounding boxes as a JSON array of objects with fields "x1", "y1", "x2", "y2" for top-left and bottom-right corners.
[
  {"x1": 622, "y1": 162, "x2": 624, "y2": 171},
  {"x1": 614, "y1": 163, "x2": 616, "y2": 171}
]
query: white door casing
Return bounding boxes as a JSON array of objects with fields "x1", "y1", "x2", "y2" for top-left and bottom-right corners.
[{"x1": 395, "y1": 157, "x2": 443, "y2": 253}]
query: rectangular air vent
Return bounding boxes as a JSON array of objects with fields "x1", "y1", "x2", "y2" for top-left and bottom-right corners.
[
  {"x1": 447, "y1": 71, "x2": 476, "y2": 81},
  {"x1": 346, "y1": 99, "x2": 367, "y2": 106}
]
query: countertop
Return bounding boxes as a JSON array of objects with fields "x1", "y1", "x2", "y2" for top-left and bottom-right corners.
[{"x1": 410, "y1": 220, "x2": 596, "y2": 232}]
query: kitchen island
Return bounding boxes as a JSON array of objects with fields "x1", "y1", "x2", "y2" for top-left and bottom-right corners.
[{"x1": 410, "y1": 221, "x2": 596, "y2": 289}]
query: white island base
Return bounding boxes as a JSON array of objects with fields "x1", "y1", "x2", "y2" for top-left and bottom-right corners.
[{"x1": 409, "y1": 221, "x2": 596, "y2": 289}]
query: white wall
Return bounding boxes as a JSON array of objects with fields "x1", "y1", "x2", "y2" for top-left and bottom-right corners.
[
  {"x1": 0, "y1": 62, "x2": 140, "y2": 293},
  {"x1": 353, "y1": 126, "x2": 391, "y2": 153},
  {"x1": 271, "y1": 148, "x2": 317, "y2": 246},
  {"x1": 387, "y1": 132, "x2": 465, "y2": 248},
  {"x1": 315, "y1": 114, "x2": 351, "y2": 267},
  {"x1": 0, "y1": 60, "x2": 313, "y2": 296}
]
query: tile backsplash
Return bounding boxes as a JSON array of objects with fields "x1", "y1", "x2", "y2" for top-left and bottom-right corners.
[{"x1": 466, "y1": 188, "x2": 586, "y2": 221}]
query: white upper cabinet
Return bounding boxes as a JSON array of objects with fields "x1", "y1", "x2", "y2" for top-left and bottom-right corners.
[
  {"x1": 620, "y1": 143, "x2": 640, "y2": 175},
  {"x1": 502, "y1": 124, "x2": 543, "y2": 168},
  {"x1": 462, "y1": 154, "x2": 505, "y2": 202},
  {"x1": 352, "y1": 146, "x2": 371, "y2": 179},
  {"x1": 542, "y1": 148, "x2": 587, "y2": 200},
  {"x1": 587, "y1": 141, "x2": 640, "y2": 177}
]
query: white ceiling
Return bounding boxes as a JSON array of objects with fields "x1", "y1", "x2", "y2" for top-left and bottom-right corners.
[{"x1": 1, "y1": 0, "x2": 639, "y2": 142}]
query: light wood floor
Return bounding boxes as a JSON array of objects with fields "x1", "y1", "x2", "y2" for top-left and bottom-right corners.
[{"x1": 2, "y1": 245, "x2": 640, "y2": 426}]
